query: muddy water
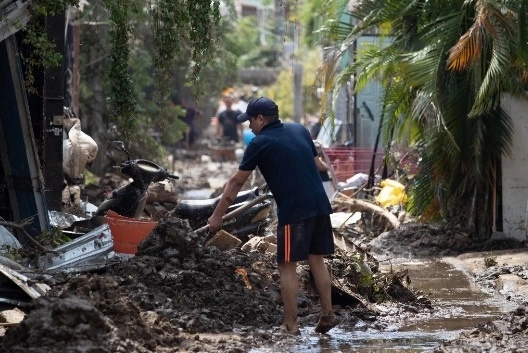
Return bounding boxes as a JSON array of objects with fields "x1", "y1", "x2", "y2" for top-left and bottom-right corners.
[{"x1": 251, "y1": 259, "x2": 516, "y2": 353}]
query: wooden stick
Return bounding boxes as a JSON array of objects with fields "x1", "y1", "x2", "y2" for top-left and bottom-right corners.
[{"x1": 0, "y1": 322, "x2": 21, "y2": 327}]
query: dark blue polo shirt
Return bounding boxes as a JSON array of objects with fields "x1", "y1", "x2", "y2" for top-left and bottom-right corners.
[{"x1": 239, "y1": 120, "x2": 332, "y2": 226}]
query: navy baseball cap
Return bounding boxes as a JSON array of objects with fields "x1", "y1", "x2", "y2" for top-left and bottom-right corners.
[{"x1": 237, "y1": 97, "x2": 279, "y2": 123}]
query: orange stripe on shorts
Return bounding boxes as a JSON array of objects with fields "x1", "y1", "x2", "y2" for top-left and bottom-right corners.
[{"x1": 284, "y1": 225, "x2": 290, "y2": 262}]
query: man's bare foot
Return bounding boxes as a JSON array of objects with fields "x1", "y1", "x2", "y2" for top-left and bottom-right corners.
[
  {"x1": 315, "y1": 315, "x2": 338, "y2": 334},
  {"x1": 280, "y1": 323, "x2": 300, "y2": 335}
]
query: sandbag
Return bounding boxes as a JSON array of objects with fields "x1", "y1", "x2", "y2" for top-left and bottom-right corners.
[{"x1": 62, "y1": 108, "x2": 98, "y2": 182}]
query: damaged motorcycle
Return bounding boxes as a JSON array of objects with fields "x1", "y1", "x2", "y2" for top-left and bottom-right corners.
[
  {"x1": 99, "y1": 141, "x2": 274, "y2": 241},
  {"x1": 67, "y1": 141, "x2": 274, "y2": 240},
  {"x1": 95, "y1": 141, "x2": 180, "y2": 219},
  {"x1": 173, "y1": 185, "x2": 274, "y2": 242}
]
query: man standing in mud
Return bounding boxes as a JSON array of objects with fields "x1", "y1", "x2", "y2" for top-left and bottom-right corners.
[{"x1": 208, "y1": 97, "x2": 337, "y2": 334}]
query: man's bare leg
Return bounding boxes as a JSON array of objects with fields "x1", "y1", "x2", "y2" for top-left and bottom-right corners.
[
  {"x1": 308, "y1": 254, "x2": 337, "y2": 333},
  {"x1": 278, "y1": 261, "x2": 300, "y2": 333}
]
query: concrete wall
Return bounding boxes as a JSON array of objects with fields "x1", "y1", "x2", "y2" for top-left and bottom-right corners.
[
  {"x1": 501, "y1": 94, "x2": 528, "y2": 241},
  {"x1": 355, "y1": 36, "x2": 392, "y2": 147}
]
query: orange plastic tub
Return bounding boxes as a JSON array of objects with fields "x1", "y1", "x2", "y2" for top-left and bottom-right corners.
[{"x1": 103, "y1": 210, "x2": 158, "y2": 254}]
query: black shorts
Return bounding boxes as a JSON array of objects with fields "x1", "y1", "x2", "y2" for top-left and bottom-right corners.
[{"x1": 276, "y1": 214, "x2": 335, "y2": 263}]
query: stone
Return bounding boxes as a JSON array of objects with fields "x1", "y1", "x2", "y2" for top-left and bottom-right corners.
[
  {"x1": 256, "y1": 240, "x2": 270, "y2": 252},
  {"x1": 241, "y1": 236, "x2": 264, "y2": 252},
  {"x1": 495, "y1": 274, "x2": 528, "y2": 295},
  {"x1": 266, "y1": 243, "x2": 277, "y2": 254},
  {"x1": 262, "y1": 234, "x2": 277, "y2": 244},
  {"x1": 0, "y1": 308, "x2": 25, "y2": 324}
]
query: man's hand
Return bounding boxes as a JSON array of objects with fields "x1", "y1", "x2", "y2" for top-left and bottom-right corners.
[
  {"x1": 208, "y1": 214, "x2": 223, "y2": 234},
  {"x1": 207, "y1": 170, "x2": 252, "y2": 234}
]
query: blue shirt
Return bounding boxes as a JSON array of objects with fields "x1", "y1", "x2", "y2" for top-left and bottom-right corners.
[{"x1": 239, "y1": 120, "x2": 332, "y2": 226}]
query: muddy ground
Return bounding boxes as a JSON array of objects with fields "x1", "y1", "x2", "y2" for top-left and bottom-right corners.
[
  {"x1": 437, "y1": 249, "x2": 528, "y2": 353},
  {"x1": 0, "y1": 215, "x2": 426, "y2": 353},
  {"x1": 355, "y1": 221, "x2": 528, "y2": 353},
  {"x1": 1, "y1": 150, "x2": 528, "y2": 352}
]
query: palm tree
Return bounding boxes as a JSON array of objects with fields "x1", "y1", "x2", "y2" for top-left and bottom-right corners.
[{"x1": 319, "y1": 0, "x2": 528, "y2": 235}]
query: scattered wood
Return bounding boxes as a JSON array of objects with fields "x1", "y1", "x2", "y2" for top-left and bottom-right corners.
[
  {"x1": 332, "y1": 194, "x2": 400, "y2": 229},
  {"x1": 206, "y1": 229, "x2": 241, "y2": 251},
  {"x1": 333, "y1": 232, "x2": 379, "y2": 271}
]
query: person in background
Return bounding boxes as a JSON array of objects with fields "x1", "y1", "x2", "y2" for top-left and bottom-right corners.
[
  {"x1": 207, "y1": 97, "x2": 338, "y2": 335},
  {"x1": 217, "y1": 95, "x2": 243, "y2": 143},
  {"x1": 169, "y1": 96, "x2": 200, "y2": 150},
  {"x1": 180, "y1": 101, "x2": 200, "y2": 150}
]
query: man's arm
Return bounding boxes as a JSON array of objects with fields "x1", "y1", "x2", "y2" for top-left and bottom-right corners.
[
  {"x1": 314, "y1": 156, "x2": 328, "y2": 172},
  {"x1": 208, "y1": 169, "x2": 253, "y2": 233}
]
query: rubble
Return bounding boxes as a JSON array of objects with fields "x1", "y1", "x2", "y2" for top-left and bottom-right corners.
[
  {"x1": 240, "y1": 235, "x2": 275, "y2": 253},
  {"x1": 434, "y1": 306, "x2": 528, "y2": 353},
  {"x1": 6, "y1": 154, "x2": 527, "y2": 351},
  {"x1": 0, "y1": 308, "x2": 25, "y2": 325},
  {"x1": 0, "y1": 208, "x2": 427, "y2": 352}
]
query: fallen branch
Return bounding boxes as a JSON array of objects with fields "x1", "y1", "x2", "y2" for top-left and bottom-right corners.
[
  {"x1": 332, "y1": 195, "x2": 400, "y2": 229},
  {"x1": 0, "y1": 219, "x2": 52, "y2": 253},
  {"x1": 332, "y1": 277, "x2": 380, "y2": 314}
]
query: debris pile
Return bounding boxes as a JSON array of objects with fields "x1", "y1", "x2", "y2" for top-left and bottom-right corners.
[
  {"x1": 0, "y1": 214, "x2": 430, "y2": 352},
  {"x1": 112, "y1": 217, "x2": 284, "y2": 331}
]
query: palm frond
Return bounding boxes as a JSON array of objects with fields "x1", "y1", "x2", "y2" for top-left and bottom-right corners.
[{"x1": 446, "y1": 20, "x2": 486, "y2": 71}]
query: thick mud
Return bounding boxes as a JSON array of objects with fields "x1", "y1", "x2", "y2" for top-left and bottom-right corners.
[
  {"x1": 2, "y1": 220, "x2": 527, "y2": 353},
  {"x1": 368, "y1": 222, "x2": 526, "y2": 258},
  {"x1": 434, "y1": 306, "x2": 528, "y2": 353},
  {"x1": 369, "y1": 223, "x2": 528, "y2": 353},
  {"x1": 1, "y1": 216, "x2": 427, "y2": 353}
]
